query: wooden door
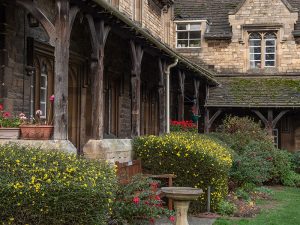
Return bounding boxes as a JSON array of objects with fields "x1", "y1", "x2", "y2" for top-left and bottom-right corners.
[{"x1": 68, "y1": 66, "x2": 81, "y2": 149}]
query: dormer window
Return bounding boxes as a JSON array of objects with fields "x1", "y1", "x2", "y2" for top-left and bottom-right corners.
[
  {"x1": 249, "y1": 32, "x2": 277, "y2": 69},
  {"x1": 176, "y1": 23, "x2": 201, "y2": 48}
]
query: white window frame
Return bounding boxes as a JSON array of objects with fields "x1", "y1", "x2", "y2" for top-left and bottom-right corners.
[
  {"x1": 175, "y1": 21, "x2": 202, "y2": 49},
  {"x1": 40, "y1": 70, "x2": 47, "y2": 119},
  {"x1": 248, "y1": 32, "x2": 277, "y2": 69}
]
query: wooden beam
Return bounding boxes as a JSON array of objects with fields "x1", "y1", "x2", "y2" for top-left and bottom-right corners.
[
  {"x1": 178, "y1": 70, "x2": 185, "y2": 121},
  {"x1": 252, "y1": 110, "x2": 268, "y2": 126},
  {"x1": 130, "y1": 40, "x2": 144, "y2": 137},
  {"x1": 16, "y1": 0, "x2": 56, "y2": 44},
  {"x1": 87, "y1": 15, "x2": 111, "y2": 139},
  {"x1": 69, "y1": 6, "x2": 80, "y2": 35},
  {"x1": 53, "y1": 0, "x2": 70, "y2": 140},
  {"x1": 273, "y1": 110, "x2": 289, "y2": 127},
  {"x1": 158, "y1": 58, "x2": 166, "y2": 135},
  {"x1": 205, "y1": 108, "x2": 222, "y2": 133}
]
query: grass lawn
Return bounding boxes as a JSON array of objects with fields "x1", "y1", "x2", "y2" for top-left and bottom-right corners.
[{"x1": 213, "y1": 187, "x2": 300, "y2": 225}]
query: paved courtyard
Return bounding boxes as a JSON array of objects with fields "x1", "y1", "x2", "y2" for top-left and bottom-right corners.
[{"x1": 155, "y1": 217, "x2": 215, "y2": 225}]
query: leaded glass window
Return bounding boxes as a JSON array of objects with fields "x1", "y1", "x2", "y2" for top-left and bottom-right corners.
[{"x1": 249, "y1": 32, "x2": 277, "y2": 69}]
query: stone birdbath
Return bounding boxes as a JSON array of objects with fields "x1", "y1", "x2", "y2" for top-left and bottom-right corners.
[{"x1": 161, "y1": 187, "x2": 203, "y2": 225}]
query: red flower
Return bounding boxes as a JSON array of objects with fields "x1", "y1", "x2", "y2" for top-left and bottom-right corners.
[
  {"x1": 2, "y1": 112, "x2": 11, "y2": 118},
  {"x1": 133, "y1": 196, "x2": 140, "y2": 204},
  {"x1": 0, "y1": 104, "x2": 3, "y2": 111},
  {"x1": 150, "y1": 182, "x2": 159, "y2": 189},
  {"x1": 149, "y1": 218, "x2": 155, "y2": 224},
  {"x1": 155, "y1": 195, "x2": 161, "y2": 200},
  {"x1": 169, "y1": 216, "x2": 175, "y2": 222},
  {"x1": 49, "y1": 95, "x2": 55, "y2": 102}
]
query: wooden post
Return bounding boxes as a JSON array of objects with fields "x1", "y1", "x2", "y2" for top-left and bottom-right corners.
[
  {"x1": 178, "y1": 71, "x2": 185, "y2": 121},
  {"x1": 204, "y1": 108, "x2": 210, "y2": 133},
  {"x1": 87, "y1": 16, "x2": 111, "y2": 139},
  {"x1": 130, "y1": 41, "x2": 144, "y2": 137},
  {"x1": 267, "y1": 109, "x2": 274, "y2": 137},
  {"x1": 158, "y1": 59, "x2": 166, "y2": 135},
  {"x1": 53, "y1": 0, "x2": 70, "y2": 140},
  {"x1": 193, "y1": 79, "x2": 200, "y2": 126}
]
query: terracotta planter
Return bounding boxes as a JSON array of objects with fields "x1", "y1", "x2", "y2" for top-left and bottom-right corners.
[
  {"x1": 20, "y1": 125, "x2": 54, "y2": 140},
  {"x1": 0, "y1": 128, "x2": 20, "y2": 139}
]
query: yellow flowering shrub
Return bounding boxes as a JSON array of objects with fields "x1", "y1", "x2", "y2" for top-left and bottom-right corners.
[
  {"x1": 133, "y1": 133, "x2": 232, "y2": 212},
  {"x1": 0, "y1": 145, "x2": 117, "y2": 225}
]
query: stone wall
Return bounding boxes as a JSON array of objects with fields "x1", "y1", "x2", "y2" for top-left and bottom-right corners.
[
  {"x1": 175, "y1": 0, "x2": 300, "y2": 74},
  {"x1": 116, "y1": 0, "x2": 174, "y2": 46}
]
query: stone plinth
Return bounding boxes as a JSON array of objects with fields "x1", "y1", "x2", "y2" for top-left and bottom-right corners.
[
  {"x1": 161, "y1": 187, "x2": 204, "y2": 225},
  {"x1": 0, "y1": 140, "x2": 77, "y2": 154},
  {"x1": 83, "y1": 139, "x2": 133, "y2": 163}
]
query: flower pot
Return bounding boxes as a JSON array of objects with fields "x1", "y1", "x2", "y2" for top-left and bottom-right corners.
[
  {"x1": 20, "y1": 125, "x2": 54, "y2": 140},
  {"x1": 0, "y1": 128, "x2": 20, "y2": 139}
]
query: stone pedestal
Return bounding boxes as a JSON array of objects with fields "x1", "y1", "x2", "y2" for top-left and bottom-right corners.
[
  {"x1": 161, "y1": 187, "x2": 204, "y2": 225},
  {"x1": 174, "y1": 201, "x2": 190, "y2": 225},
  {"x1": 83, "y1": 139, "x2": 133, "y2": 163}
]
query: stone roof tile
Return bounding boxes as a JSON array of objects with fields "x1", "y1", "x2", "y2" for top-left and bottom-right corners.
[
  {"x1": 206, "y1": 76, "x2": 300, "y2": 107},
  {"x1": 174, "y1": 0, "x2": 300, "y2": 39}
]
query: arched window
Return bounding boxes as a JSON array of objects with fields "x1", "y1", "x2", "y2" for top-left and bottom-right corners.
[
  {"x1": 249, "y1": 33, "x2": 262, "y2": 68},
  {"x1": 249, "y1": 32, "x2": 277, "y2": 69},
  {"x1": 264, "y1": 32, "x2": 277, "y2": 67}
]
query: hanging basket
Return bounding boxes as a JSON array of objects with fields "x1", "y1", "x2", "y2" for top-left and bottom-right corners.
[{"x1": 20, "y1": 125, "x2": 54, "y2": 140}]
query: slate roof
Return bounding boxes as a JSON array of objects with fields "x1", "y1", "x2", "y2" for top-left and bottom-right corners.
[
  {"x1": 174, "y1": 0, "x2": 300, "y2": 39},
  {"x1": 206, "y1": 76, "x2": 300, "y2": 108}
]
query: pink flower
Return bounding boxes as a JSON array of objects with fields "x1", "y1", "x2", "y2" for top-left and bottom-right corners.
[
  {"x1": 49, "y1": 95, "x2": 55, "y2": 102},
  {"x1": 155, "y1": 195, "x2": 161, "y2": 200},
  {"x1": 0, "y1": 104, "x2": 3, "y2": 111},
  {"x1": 35, "y1": 110, "x2": 42, "y2": 116},
  {"x1": 133, "y1": 196, "x2": 140, "y2": 204},
  {"x1": 3, "y1": 112, "x2": 11, "y2": 118},
  {"x1": 169, "y1": 216, "x2": 175, "y2": 222}
]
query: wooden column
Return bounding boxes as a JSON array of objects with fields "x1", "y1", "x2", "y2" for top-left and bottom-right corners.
[
  {"x1": 16, "y1": 0, "x2": 79, "y2": 140},
  {"x1": 178, "y1": 71, "x2": 185, "y2": 121},
  {"x1": 252, "y1": 109, "x2": 289, "y2": 137},
  {"x1": 158, "y1": 58, "x2": 166, "y2": 135},
  {"x1": 130, "y1": 41, "x2": 144, "y2": 137},
  {"x1": 204, "y1": 108, "x2": 222, "y2": 133},
  {"x1": 53, "y1": 0, "x2": 71, "y2": 140},
  {"x1": 87, "y1": 16, "x2": 110, "y2": 139},
  {"x1": 193, "y1": 79, "x2": 200, "y2": 125}
]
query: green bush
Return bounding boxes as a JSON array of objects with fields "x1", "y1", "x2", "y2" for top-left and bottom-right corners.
[
  {"x1": 292, "y1": 151, "x2": 300, "y2": 173},
  {"x1": 214, "y1": 116, "x2": 297, "y2": 187},
  {"x1": 0, "y1": 145, "x2": 117, "y2": 225},
  {"x1": 133, "y1": 133, "x2": 232, "y2": 212},
  {"x1": 230, "y1": 140, "x2": 275, "y2": 185},
  {"x1": 215, "y1": 116, "x2": 269, "y2": 154},
  {"x1": 217, "y1": 200, "x2": 236, "y2": 216}
]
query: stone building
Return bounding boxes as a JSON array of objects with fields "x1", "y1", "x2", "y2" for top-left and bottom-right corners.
[
  {"x1": 0, "y1": 0, "x2": 217, "y2": 161},
  {"x1": 174, "y1": 0, "x2": 300, "y2": 151}
]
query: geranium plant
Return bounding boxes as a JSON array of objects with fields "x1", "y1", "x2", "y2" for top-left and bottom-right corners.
[
  {"x1": 21, "y1": 95, "x2": 54, "y2": 126},
  {"x1": 170, "y1": 120, "x2": 197, "y2": 132},
  {"x1": 0, "y1": 104, "x2": 21, "y2": 128},
  {"x1": 111, "y1": 175, "x2": 175, "y2": 225}
]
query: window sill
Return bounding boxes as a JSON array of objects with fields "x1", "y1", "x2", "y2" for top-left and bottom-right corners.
[{"x1": 175, "y1": 48, "x2": 202, "y2": 53}]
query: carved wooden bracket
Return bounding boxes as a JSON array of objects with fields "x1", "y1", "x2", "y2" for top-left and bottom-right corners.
[
  {"x1": 252, "y1": 109, "x2": 289, "y2": 133},
  {"x1": 205, "y1": 109, "x2": 222, "y2": 133},
  {"x1": 130, "y1": 41, "x2": 144, "y2": 77}
]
